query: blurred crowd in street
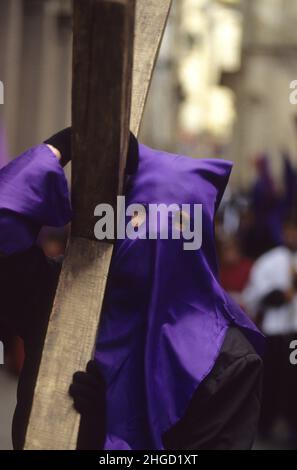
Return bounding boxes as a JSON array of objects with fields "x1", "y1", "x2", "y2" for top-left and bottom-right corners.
[{"x1": 217, "y1": 152, "x2": 297, "y2": 447}]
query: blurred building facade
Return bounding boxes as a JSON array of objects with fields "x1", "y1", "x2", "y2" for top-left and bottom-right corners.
[
  {"x1": 143, "y1": 0, "x2": 241, "y2": 159},
  {"x1": 226, "y1": 0, "x2": 297, "y2": 187},
  {"x1": 0, "y1": 0, "x2": 72, "y2": 157},
  {"x1": 1, "y1": 0, "x2": 297, "y2": 188},
  {"x1": 0, "y1": 0, "x2": 241, "y2": 161}
]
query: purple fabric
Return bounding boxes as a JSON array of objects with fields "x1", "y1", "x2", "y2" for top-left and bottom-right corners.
[
  {"x1": 0, "y1": 144, "x2": 72, "y2": 255},
  {"x1": 0, "y1": 143, "x2": 264, "y2": 449},
  {"x1": 282, "y1": 153, "x2": 297, "y2": 218},
  {"x1": 250, "y1": 154, "x2": 283, "y2": 251},
  {"x1": 95, "y1": 144, "x2": 264, "y2": 450}
]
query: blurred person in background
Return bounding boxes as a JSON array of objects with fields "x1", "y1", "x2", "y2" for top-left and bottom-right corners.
[
  {"x1": 239, "y1": 155, "x2": 283, "y2": 260},
  {"x1": 0, "y1": 124, "x2": 24, "y2": 376},
  {"x1": 243, "y1": 216, "x2": 297, "y2": 444},
  {"x1": 219, "y1": 236, "x2": 253, "y2": 308},
  {"x1": 38, "y1": 226, "x2": 68, "y2": 260}
]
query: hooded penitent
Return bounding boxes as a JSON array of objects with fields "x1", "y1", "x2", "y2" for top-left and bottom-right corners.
[
  {"x1": 95, "y1": 144, "x2": 264, "y2": 449},
  {"x1": 0, "y1": 142, "x2": 264, "y2": 450}
]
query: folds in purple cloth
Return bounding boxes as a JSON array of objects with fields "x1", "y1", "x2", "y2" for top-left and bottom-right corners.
[
  {"x1": 0, "y1": 140, "x2": 264, "y2": 449},
  {"x1": 95, "y1": 144, "x2": 265, "y2": 450},
  {"x1": 0, "y1": 144, "x2": 72, "y2": 255}
]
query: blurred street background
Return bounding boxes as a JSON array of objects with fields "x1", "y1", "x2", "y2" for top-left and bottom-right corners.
[{"x1": 1, "y1": 0, "x2": 297, "y2": 450}]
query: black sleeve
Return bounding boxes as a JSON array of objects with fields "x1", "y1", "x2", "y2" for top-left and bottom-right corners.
[
  {"x1": 0, "y1": 246, "x2": 61, "y2": 450},
  {"x1": 44, "y1": 128, "x2": 139, "y2": 175},
  {"x1": 163, "y1": 327, "x2": 263, "y2": 450},
  {"x1": 0, "y1": 246, "x2": 60, "y2": 341}
]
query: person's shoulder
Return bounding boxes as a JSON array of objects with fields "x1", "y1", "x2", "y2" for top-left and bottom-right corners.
[
  {"x1": 209, "y1": 326, "x2": 263, "y2": 385},
  {"x1": 221, "y1": 326, "x2": 260, "y2": 359}
]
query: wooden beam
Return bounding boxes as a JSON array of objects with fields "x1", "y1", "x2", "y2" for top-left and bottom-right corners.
[
  {"x1": 24, "y1": 0, "x2": 172, "y2": 450},
  {"x1": 24, "y1": 0, "x2": 135, "y2": 450},
  {"x1": 131, "y1": 0, "x2": 172, "y2": 136},
  {"x1": 25, "y1": 238, "x2": 114, "y2": 449},
  {"x1": 71, "y1": 0, "x2": 135, "y2": 238}
]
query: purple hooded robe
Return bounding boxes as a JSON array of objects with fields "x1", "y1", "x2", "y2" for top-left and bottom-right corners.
[{"x1": 0, "y1": 143, "x2": 264, "y2": 450}]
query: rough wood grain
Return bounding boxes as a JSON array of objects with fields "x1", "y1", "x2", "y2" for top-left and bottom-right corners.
[
  {"x1": 131, "y1": 0, "x2": 172, "y2": 136},
  {"x1": 25, "y1": 238, "x2": 113, "y2": 449},
  {"x1": 24, "y1": 0, "x2": 135, "y2": 450},
  {"x1": 72, "y1": 0, "x2": 135, "y2": 239},
  {"x1": 24, "y1": 0, "x2": 172, "y2": 450}
]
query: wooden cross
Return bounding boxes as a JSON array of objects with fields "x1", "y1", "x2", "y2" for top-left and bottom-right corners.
[{"x1": 24, "y1": 0, "x2": 172, "y2": 450}]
